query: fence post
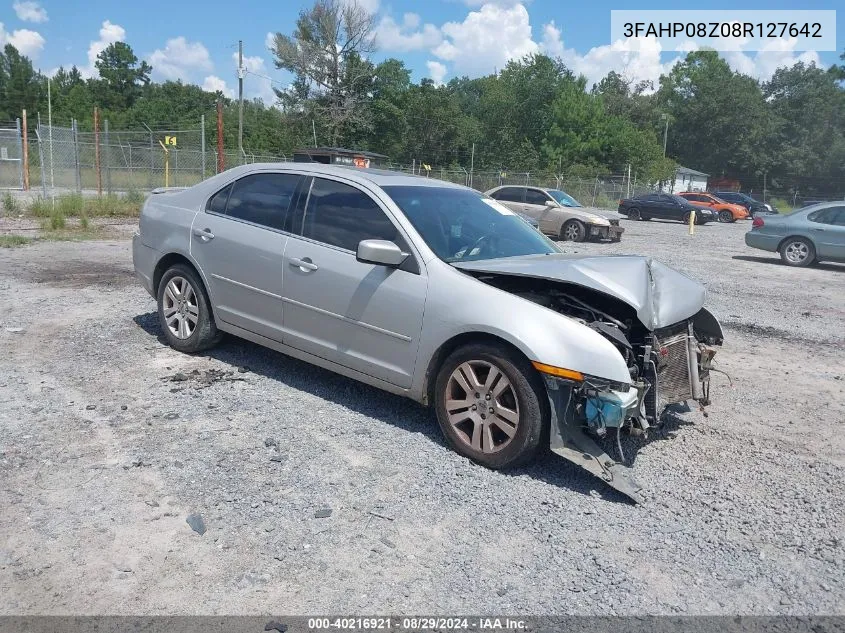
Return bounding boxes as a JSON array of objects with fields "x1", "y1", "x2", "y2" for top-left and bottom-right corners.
[
  {"x1": 592, "y1": 176, "x2": 599, "y2": 206},
  {"x1": 216, "y1": 99, "x2": 224, "y2": 173},
  {"x1": 200, "y1": 114, "x2": 206, "y2": 180},
  {"x1": 14, "y1": 118, "x2": 23, "y2": 190},
  {"x1": 93, "y1": 108, "x2": 102, "y2": 196},
  {"x1": 104, "y1": 119, "x2": 112, "y2": 194},
  {"x1": 72, "y1": 118, "x2": 82, "y2": 192},
  {"x1": 35, "y1": 128, "x2": 47, "y2": 197},
  {"x1": 22, "y1": 110, "x2": 29, "y2": 190},
  {"x1": 173, "y1": 147, "x2": 178, "y2": 187}
]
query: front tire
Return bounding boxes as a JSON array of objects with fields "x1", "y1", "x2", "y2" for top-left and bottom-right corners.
[
  {"x1": 779, "y1": 237, "x2": 816, "y2": 267},
  {"x1": 434, "y1": 343, "x2": 548, "y2": 469},
  {"x1": 560, "y1": 220, "x2": 587, "y2": 242},
  {"x1": 157, "y1": 264, "x2": 221, "y2": 353},
  {"x1": 719, "y1": 210, "x2": 734, "y2": 223},
  {"x1": 628, "y1": 208, "x2": 642, "y2": 221}
]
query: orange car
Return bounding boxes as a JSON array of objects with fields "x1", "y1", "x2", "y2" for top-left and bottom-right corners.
[{"x1": 678, "y1": 192, "x2": 749, "y2": 223}]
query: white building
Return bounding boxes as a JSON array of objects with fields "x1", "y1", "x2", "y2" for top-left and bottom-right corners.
[{"x1": 662, "y1": 166, "x2": 709, "y2": 193}]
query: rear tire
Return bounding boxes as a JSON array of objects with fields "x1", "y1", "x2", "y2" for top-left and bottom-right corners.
[
  {"x1": 560, "y1": 219, "x2": 587, "y2": 242},
  {"x1": 434, "y1": 343, "x2": 548, "y2": 470},
  {"x1": 157, "y1": 264, "x2": 222, "y2": 353},
  {"x1": 628, "y1": 208, "x2": 642, "y2": 221},
  {"x1": 779, "y1": 237, "x2": 816, "y2": 268}
]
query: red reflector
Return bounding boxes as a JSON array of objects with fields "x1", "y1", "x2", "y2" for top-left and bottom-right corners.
[
  {"x1": 752, "y1": 216, "x2": 764, "y2": 228},
  {"x1": 659, "y1": 347, "x2": 669, "y2": 357}
]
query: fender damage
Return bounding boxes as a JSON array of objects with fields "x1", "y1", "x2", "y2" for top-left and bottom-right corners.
[{"x1": 454, "y1": 254, "x2": 723, "y2": 502}]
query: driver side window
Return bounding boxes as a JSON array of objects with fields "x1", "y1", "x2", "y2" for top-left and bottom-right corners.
[
  {"x1": 297, "y1": 178, "x2": 398, "y2": 251},
  {"x1": 525, "y1": 189, "x2": 550, "y2": 205}
]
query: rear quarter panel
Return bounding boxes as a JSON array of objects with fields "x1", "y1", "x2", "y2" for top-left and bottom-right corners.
[{"x1": 137, "y1": 192, "x2": 202, "y2": 291}]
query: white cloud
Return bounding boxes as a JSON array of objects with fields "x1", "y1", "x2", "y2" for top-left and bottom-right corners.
[
  {"x1": 433, "y1": 3, "x2": 538, "y2": 75},
  {"x1": 0, "y1": 22, "x2": 45, "y2": 58},
  {"x1": 724, "y1": 38, "x2": 822, "y2": 81},
  {"x1": 343, "y1": 0, "x2": 379, "y2": 14},
  {"x1": 12, "y1": 1, "x2": 47, "y2": 23},
  {"x1": 376, "y1": 13, "x2": 442, "y2": 52},
  {"x1": 202, "y1": 74, "x2": 234, "y2": 97},
  {"x1": 426, "y1": 60, "x2": 447, "y2": 86},
  {"x1": 81, "y1": 20, "x2": 126, "y2": 78},
  {"x1": 148, "y1": 36, "x2": 213, "y2": 81},
  {"x1": 232, "y1": 51, "x2": 277, "y2": 104},
  {"x1": 265, "y1": 31, "x2": 275, "y2": 52}
]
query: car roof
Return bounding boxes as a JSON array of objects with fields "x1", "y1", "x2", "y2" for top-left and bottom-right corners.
[{"x1": 216, "y1": 162, "x2": 468, "y2": 190}]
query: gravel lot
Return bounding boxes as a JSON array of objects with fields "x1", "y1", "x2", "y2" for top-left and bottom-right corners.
[{"x1": 1, "y1": 218, "x2": 843, "y2": 615}]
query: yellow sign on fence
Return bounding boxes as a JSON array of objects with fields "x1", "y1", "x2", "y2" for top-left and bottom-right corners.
[{"x1": 164, "y1": 135, "x2": 177, "y2": 146}]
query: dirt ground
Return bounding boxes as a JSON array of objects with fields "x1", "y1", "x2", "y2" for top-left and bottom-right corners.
[{"x1": 0, "y1": 219, "x2": 843, "y2": 616}]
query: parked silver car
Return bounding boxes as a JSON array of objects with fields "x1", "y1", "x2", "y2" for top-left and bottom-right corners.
[
  {"x1": 133, "y1": 164, "x2": 723, "y2": 501},
  {"x1": 485, "y1": 185, "x2": 624, "y2": 242},
  {"x1": 745, "y1": 202, "x2": 845, "y2": 267}
]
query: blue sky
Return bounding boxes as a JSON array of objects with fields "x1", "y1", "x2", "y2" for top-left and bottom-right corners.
[{"x1": 1, "y1": 0, "x2": 841, "y2": 103}]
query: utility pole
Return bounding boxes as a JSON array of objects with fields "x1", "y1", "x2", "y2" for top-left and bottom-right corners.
[
  {"x1": 237, "y1": 40, "x2": 244, "y2": 157},
  {"x1": 661, "y1": 113, "x2": 669, "y2": 157}
]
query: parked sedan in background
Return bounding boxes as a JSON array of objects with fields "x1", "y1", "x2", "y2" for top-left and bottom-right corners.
[
  {"x1": 678, "y1": 192, "x2": 749, "y2": 223},
  {"x1": 745, "y1": 202, "x2": 845, "y2": 267},
  {"x1": 132, "y1": 163, "x2": 722, "y2": 501},
  {"x1": 485, "y1": 185, "x2": 623, "y2": 242},
  {"x1": 713, "y1": 191, "x2": 777, "y2": 218},
  {"x1": 618, "y1": 192, "x2": 715, "y2": 224}
]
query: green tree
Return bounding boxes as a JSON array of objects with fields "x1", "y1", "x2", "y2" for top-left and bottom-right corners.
[
  {"x1": 93, "y1": 42, "x2": 152, "y2": 110},
  {"x1": 656, "y1": 51, "x2": 775, "y2": 179},
  {"x1": 0, "y1": 45, "x2": 43, "y2": 120},
  {"x1": 270, "y1": 0, "x2": 377, "y2": 145}
]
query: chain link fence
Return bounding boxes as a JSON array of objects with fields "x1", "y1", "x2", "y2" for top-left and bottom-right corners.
[{"x1": 0, "y1": 120, "x2": 23, "y2": 190}]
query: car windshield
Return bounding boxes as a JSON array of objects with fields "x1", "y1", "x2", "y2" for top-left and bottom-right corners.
[
  {"x1": 547, "y1": 190, "x2": 582, "y2": 207},
  {"x1": 383, "y1": 186, "x2": 560, "y2": 263}
]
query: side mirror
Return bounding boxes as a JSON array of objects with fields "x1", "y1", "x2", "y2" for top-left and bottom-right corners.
[{"x1": 356, "y1": 239, "x2": 408, "y2": 267}]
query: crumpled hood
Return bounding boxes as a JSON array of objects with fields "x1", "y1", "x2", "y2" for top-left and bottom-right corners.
[{"x1": 454, "y1": 254, "x2": 707, "y2": 330}]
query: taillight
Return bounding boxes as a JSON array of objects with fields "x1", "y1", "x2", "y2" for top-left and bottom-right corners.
[{"x1": 752, "y1": 216, "x2": 764, "y2": 228}]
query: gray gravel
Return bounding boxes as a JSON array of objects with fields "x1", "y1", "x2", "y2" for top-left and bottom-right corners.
[{"x1": 0, "y1": 220, "x2": 843, "y2": 615}]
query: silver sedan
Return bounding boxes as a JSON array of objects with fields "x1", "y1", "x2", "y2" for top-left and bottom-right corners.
[
  {"x1": 133, "y1": 164, "x2": 723, "y2": 501},
  {"x1": 745, "y1": 202, "x2": 845, "y2": 267}
]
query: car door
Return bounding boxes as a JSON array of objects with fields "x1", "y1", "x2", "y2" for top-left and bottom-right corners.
[
  {"x1": 642, "y1": 194, "x2": 666, "y2": 218},
  {"x1": 281, "y1": 176, "x2": 427, "y2": 388},
  {"x1": 660, "y1": 194, "x2": 685, "y2": 220},
  {"x1": 808, "y1": 206, "x2": 845, "y2": 260},
  {"x1": 523, "y1": 188, "x2": 559, "y2": 235},
  {"x1": 190, "y1": 172, "x2": 302, "y2": 342}
]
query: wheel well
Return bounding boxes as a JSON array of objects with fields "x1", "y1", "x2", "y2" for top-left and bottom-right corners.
[
  {"x1": 422, "y1": 332, "x2": 535, "y2": 406},
  {"x1": 777, "y1": 235, "x2": 815, "y2": 252}
]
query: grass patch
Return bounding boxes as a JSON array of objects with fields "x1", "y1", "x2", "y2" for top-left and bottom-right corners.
[
  {"x1": 0, "y1": 234, "x2": 31, "y2": 247},
  {"x1": 124, "y1": 189, "x2": 145, "y2": 204},
  {"x1": 27, "y1": 193, "x2": 143, "y2": 219},
  {"x1": 768, "y1": 197, "x2": 793, "y2": 214},
  {"x1": 2, "y1": 191, "x2": 21, "y2": 215},
  {"x1": 40, "y1": 228, "x2": 104, "y2": 242}
]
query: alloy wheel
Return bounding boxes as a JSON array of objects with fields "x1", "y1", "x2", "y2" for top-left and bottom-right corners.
[
  {"x1": 564, "y1": 223, "x2": 581, "y2": 241},
  {"x1": 162, "y1": 276, "x2": 199, "y2": 339},
  {"x1": 784, "y1": 241, "x2": 809, "y2": 264},
  {"x1": 444, "y1": 360, "x2": 520, "y2": 454}
]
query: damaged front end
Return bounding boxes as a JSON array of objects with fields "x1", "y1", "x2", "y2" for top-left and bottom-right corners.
[
  {"x1": 544, "y1": 313, "x2": 721, "y2": 503},
  {"x1": 454, "y1": 255, "x2": 724, "y2": 502}
]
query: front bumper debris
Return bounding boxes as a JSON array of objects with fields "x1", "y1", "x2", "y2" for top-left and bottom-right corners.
[
  {"x1": 544, "y1": 319, "x2": 719, "y2": 503},
  {"x1": 590, "y1": 223, "x2": 624, "y2": 241}
]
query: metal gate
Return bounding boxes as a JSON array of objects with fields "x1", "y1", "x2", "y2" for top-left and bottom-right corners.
[{"x1": 0, "y1": 120, "x2": 23, "y2": 189}]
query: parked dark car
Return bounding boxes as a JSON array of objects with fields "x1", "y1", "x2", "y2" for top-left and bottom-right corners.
[
  {"x1": 617, "y1": 193, "x2": 714, "y2": 224},
  {"x1": 712, "y1": 191, "x2": 777, "y2": 218}
]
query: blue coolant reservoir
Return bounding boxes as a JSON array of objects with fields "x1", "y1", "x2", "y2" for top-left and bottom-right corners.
[{"x1": 586, "y1": 393, "x2": 625, "y2": 429}]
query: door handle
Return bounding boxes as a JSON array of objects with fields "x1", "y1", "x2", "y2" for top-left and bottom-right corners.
[
  {"x1": 192, "y1": 227, "x2": 215, "y2": 241},
  {"x1": 812, "y1": 227, "x2": 825, "y2": 231},
  {"x1": 289, "y1": 257, "x2": 318, "y2": 272}
]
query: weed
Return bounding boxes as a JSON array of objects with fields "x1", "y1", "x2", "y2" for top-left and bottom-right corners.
[
  {"x1": 1, "y1": 191, "x2": 20, "y2": 215},
  {"x1": 0, "y1": 234, "x2": 31, "y2": 247}
]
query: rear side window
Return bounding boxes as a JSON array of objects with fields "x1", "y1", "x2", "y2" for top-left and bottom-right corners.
[
  {"x1": 298, "y1": 178, "x2": 398, "y2": 251},
  {"x1": 809, "y1": 206, "x2": 845, "y2": 226},
  {"x1": 210, "y1": 173, "x2": 302, "y2": 230},
  {"x1": 493, "y1": 187, "x2": 524, "y2": 203},
  {"x1": 207, "y1": 183, "x2": 231, "y2": 214}
]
